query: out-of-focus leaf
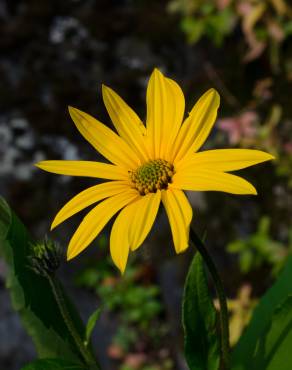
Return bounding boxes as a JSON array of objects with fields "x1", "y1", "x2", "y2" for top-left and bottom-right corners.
[
  {"x1": 232, "y1": 256, "x2": 292, "y2": 370},
  {"x1": 261, "y1": 295, "x2": 292, "y2": 369},
  {"x1": 240, "y1": 250, "x2": 253, "y2": 273},
  {"x1": 270, "y1": 0, "x2": 287, "y2": 15},
  {"x1": 242, "y1": 3, "x2": 266, "y2": 34},
  {"x1": 182, "y1": 252, "x2": 220, "y2": 370},
  {"x1": 284, "y1": 21, "x2": 292, "y2": 35},
  {"x1": 181, "y1": 17, "x2": 204, "y2": 43},
  {"x1": 85, "y1": 308, "x2": 102, "y2": 346},
  {"x1": 232, "y1": 295, "x2": 292, "y2": 370},
  {"x1": 0, "y1": 197, "x2": 86, "y2": 363},
  {"x1": 21, "y1": 358, "x2": 86, "y2": 370},
  {"x1": 0, "y1": 197, "x2": 11, "y2": 240}
]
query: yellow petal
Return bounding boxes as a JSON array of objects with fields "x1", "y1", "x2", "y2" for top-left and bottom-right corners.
[
  {"x1": 161, "y1": 189, "x2": 192, "y2": 253},
  {"x1": 146, "y1": 69, "x2": 167, "y2": 158},
  {"x1": 146, "y1": 69, "x2": 185, "y2": 159},
  {"x1": 67, "y1": 190, "x2": 139, "y2": 260},
  {"x1": 110, "y1": 204, "x2": 134, "y2": 274},
  {"x1": 129, "y1": 191, "x2": 161, "y2": 251},
  {"x1": 110, "y1": 191, "x2": 161, "y2": 273},
  {"x1": 35, "y1": 160, "x2": 128, "y2": 180},
  {"x1": 68, "y1": 106, "x2": 140, "y2": 169},
  {"x1": 164, "y1": 78, "x2": 185, "y2": 160},
  {"x1": 176, "y1": 149, "x2": 275, "y2": 172},
  {"x1": 102, "y1": 85, "x2": 149, "y2": 163},
  {"x1": 172, "y1": 170, "x2": 257, "y2": 195},
  {"x1": 171, "y1": 89, "x2": 220, "y2": 164},
  {"x1": 51, "y1": 181, "x2": 130, "y2": 230}
]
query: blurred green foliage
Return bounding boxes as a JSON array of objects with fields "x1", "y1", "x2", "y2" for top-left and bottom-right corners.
[
  {"x1": 227, "y1": 216, "x2": 291, "y2": 275},
  {"x1": 173, "y1": 2, "x2": 234, "y2": 46},
  {"x1": 168, "y1": 0, "x2": 292, "y2": 64},
  {"x1": 225, "y1": 285, "x2": 257, "y2": 347},
  {"x1": 22, "y1": 359, "x2": 86, "y2": 370},
  {"x1": 76, "y1": 237, "x2": 171, "y2": 369},
  {"x1": 0, "y1": 197, "x2": 100, "y2": 369},
  {"x1": 1, "y1": 1, "x2": 292, "y2": 369},
  {"x1": 0, "y1": 197, "x2": 87, "y2": 364},
  {"x1": 232, "y1": 256, "x2": 292, "y2": 370}
]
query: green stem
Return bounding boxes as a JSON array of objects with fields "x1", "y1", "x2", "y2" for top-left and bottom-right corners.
[
  {"x1": 190, "y1": 227, "x2": 230, "y2": 370},
  {"x1": 48, "y1": 275, "x2": 100, "y2": 370}
]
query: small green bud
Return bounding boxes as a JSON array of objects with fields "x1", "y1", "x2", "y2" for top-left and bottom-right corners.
[{"x1": 28, "y1": 238, "x2": 61, "y2": 277}]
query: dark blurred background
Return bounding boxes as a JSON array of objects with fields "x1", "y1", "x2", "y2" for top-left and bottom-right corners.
[{"x1": 0, "y1": 0, "x2": 291, "y2": 369}]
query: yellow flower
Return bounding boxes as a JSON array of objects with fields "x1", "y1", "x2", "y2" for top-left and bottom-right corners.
[{"x1": 36, "y1": 69, "x2": 274, "y2": 273}]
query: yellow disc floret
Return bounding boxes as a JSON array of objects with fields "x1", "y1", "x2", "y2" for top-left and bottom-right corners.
[{"x1": 130, "y1": 159, "x2": 174, "y2": 195}]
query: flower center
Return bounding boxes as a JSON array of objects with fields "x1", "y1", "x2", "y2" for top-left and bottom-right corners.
[{"x1": 129, "y1": 159, "x2": 174, "y2": 195}]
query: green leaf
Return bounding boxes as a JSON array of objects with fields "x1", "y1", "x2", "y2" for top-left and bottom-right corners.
[
  {"x1": 232, "y1": 256, "x2": 292, "y2": 370},
  {"x1": 0, "y1": 197, "x2": 11, "y2": 240},
  {"x1": 22, "y1": 358, "x2": 86, "y2": 370},
  {"x1": 84, "y1": 308, "x2": 102, "y2": 346},
  {"x1": 233, "y1": 295, "x2": 292, "y2": 370},
  {"x1": 182, "y1": 252, "x2": 220, "y2": 370},
  {"x1": 261, "y1": 295, "x2": 292, "y2": 369},
  {"x1": 181, "y1": 17, "x2": 205, "y2": 44},
  {"x1": 0, "y1": 197, "x2": 86, "y2": 363}
]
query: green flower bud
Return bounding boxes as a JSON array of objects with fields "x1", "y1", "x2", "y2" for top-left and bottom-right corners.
[{"x1": 29, "y1": 238, "x2": 61, "y2": 277}]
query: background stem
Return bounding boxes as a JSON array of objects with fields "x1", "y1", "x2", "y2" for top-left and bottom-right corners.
[
  {"x1": 48, "y1": 275, "x2": 100, "y2": 370},
  {"x1": 190, "y1": 227, "x2": 230, "y2": 369}
]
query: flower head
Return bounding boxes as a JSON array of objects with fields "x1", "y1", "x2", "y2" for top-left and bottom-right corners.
[{"x1": 36, "y1": 69, "x2": 274, "y2": 273}]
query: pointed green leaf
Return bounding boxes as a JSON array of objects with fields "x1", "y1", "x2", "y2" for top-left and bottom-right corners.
[
  {"x1": 21, "y1": 358, "x2": 86, "y2": 370},
  {"x1": 232, "y1": 256, "x2": 292, "y2": 370},
  {"x1": 182, "y1": 252, "x2": 220, "y2": 370},
  {"x1": 0, "y1": 197, "x2": 11, "y2": 240},
  {"x1": 232, "y1": 295, "x2": 292, "y2": 370},
  {"x1": 0, "y1": 197, "x2": 86, "y2": 363},
  {"x1": 85, "y1": 308, "x2": 102, "y2": 346},
  {"x1": 260, "y1": 295, "x2": 292, "y2": 370}
]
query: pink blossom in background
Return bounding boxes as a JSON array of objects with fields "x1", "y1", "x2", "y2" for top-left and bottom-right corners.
[
  {"x1": 216, "y1": 0, "x2": 231, "y2": 10},
  {"x1": 283, "y1": 142, "x2": 292, "y2": 154},
  {"x1": 218, "y1": 111, "x2": 258, "y2": 145}
]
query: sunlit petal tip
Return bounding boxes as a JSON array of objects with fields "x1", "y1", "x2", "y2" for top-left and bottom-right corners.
[
  {"x1": 67, "y1": 241, "x2": 84, "y2": 261},
  {"x1": 34, "y1": 161, "x2": 51, "y2": 171},
  {"x1": 118, "y1": 263, "x2": 126, "y2": 275},
  {"x1": 67, "y1": 105, "x2": 75, "y2": 114},
  {"x1": 176, "y1": 243, "x2": 189, "y2": 254},
  {"x1": 66, "y1": 250, "x2": 75, "y2": 261},
  {"x1": 50, "y1": 219, "x2": 58, "y2": 231},
  {"x1": 257, "y1": 152, "x2": 276, "y2": 163},
  {"x1": 209, "y1": 88, "x2": 220, "y2": 103},
  {"x1": 208, "y1": 87, "x2": 218, "y2": 94},
  {"x1": 110, "y1": 203, "x2": 133, "y2": 274},
  {"x1": 252, "y1": 188, "x2": 258, "y2": 196},
  {"x1": 245, "y1": 182, "x2": 257, "y2": 195},
  {"x1": 206, "y1": 87, "x2": 219, "y2": 96},
  {"x1": 153, "y1": 67, "x2": 161, "y2": 73},
  {"x1": 111, "y1": 255, "x2": 128, "y2": 275},
  {"x1": 68, "y1": 106, "x2": 78, "y2": 121},
  {"x1": 152, "y1": 67, "x2": 164, "y2": 78},
  {"x1": 34, "y1": 162, "x2": 42, "y2": 168},
  {"x1": 201, "y1": 88, "x2": 220, "y2": 109},
  {"x1": 101, "y1": 84, "x2": 116, "y2": 103},
  {"x1": 251, "y1": 151, "x2": 275, "y2": 162},
  {"x1": 267, "y1": 153, "x2": 276, "y2": 161},
  {"x1": 101, "y1": 83, "x2": 110, "y2": 94},
  {"x1": 35, "y1": 161, "x2": 52, "y2": 170},
  {"x1": 68, "y1": 105, "x2": 82, "y2": 121}
]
